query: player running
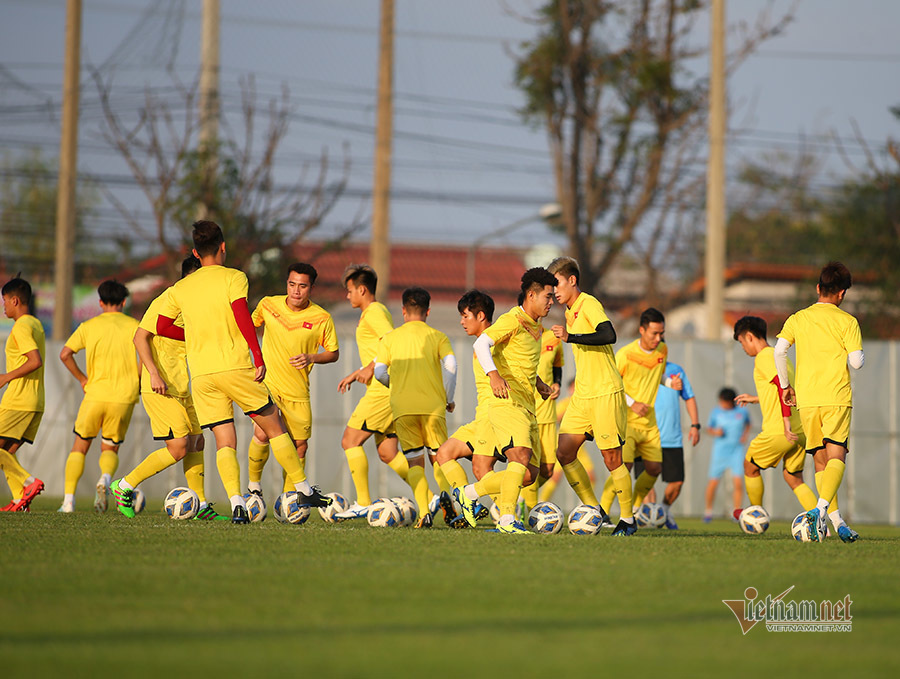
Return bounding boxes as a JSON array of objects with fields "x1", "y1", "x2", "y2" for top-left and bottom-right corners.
[
  {"x1": 775, "y1": 262, "x2": 863, "y2": 543},
  {"x1": 246, "y1": 263, "x2": 339, "y2": 499},
  {"x1": 0, "y1": 277, "x2": 46, "y2": 512},
  {"x1": 59, "y1": 280, "x2": 139, "y2": 513}
]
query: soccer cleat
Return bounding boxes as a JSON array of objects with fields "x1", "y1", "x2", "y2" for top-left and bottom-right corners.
[
  {"x1": 453, "y1": 487, "x2": 479, "y2": 528},
  {"x1": 733, "y1": 508, "x2": 743, "y2": 522},
  {"x1": 231, "y1": 505, "x2": 250, "y2": 524},
  {"x1": 296, "y1": 486, "x2": 332, "y2": 508},
  {"x1": 110, "y1": 479, "x2": 135, "y2": 518},
  {"x1": 0, "y1": 500, "x2": 18, "y2": 512},
  {"x1": 333, "y1": 502, "x2": 370, "y2": 522},
  {"x1": 57, "y1": 500, "x2": 75, "y2": 514},
  {"x1": 94, "y1": 480, "x2": 109, "y2": 513},
  {"x1": 194, "y1": 504, "x2": 229, "y2": 521},
  {"x1": 248, "y1": 489, "x2": 264, "y2": 499},
  {"x1": 414, "y1": 512, "x2": 433, "y2": 529},
  {"x1": 12, "y1": 478, "x2": 44, "y2": 512},
  {"x1": 595, "y1": 505, "x2": 613, "y2": 529},
  {"x1": 837, "y1": 524, "x2": 859, "y2": 543},
  {"x1": 427, "y1": 493, "x2": 441, "y2": 519},
  {"x1": 702, "y1": 513, "x2": 712, "y2": 523},
  {"x1": 449, "y1": 515, "x2": 470, "y2": 529},
  {"x1": 488, "y1": 520, "x2": 532, "y2": 535},
  {"x1": 664, "y1": 516, "x2": 679, "y2": 530},
  {"x1": 438, "y1": 490, "x2": 459, "y2": 525},
  {"x1": 612, "y1": 519, "x2": 638, "y2": 537},
  {"x1": 475, "y1": 503, "x2": 490, "y2": 521},
  {"x1": 806, "y1": 508, "x2": 827, "y2": 542}
]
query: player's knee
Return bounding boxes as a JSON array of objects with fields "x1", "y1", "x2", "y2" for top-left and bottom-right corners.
[
  {"x1": 523, "y1": 466, "x2": 539, "y2": 486},
  {"x1": 645, "y1": 461, "x2": 662, "y2": 476},
  {"x1": 539, "y1": 464, "x2": 554, "y2": 480}
]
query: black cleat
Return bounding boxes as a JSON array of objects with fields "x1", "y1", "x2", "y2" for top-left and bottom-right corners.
[
  {"x1": 612, "y1": 519, "x2": 637, "y2": 537},
  {"x1": 414, "y1": 512, "x2": 433, "y2": 529},
  {"x1": 438, "y1": 490, "x2": 459, "y2": 525},
  {"x1": 248, "y1": 489, "x2": 263, "y2": 499},
  {"x1": 297, "y1": 486, "x2": 332, "y2": 508},
  {"x1": 449, "y1": 515, "x2": 470, "y2": 529},
  {"x1": 597, "y1": 505, "x2": 613, "y2": 529},
  {"x1": 475, "y1": 503, "x2": 490, "y2": 521},
  {"x1": 232, "y1": 505, "x2": 250, "y2": 524}
]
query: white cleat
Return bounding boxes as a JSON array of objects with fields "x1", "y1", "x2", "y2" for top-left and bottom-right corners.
[
  {"x1": 94, "y1": 481, "x2": 108, "y2": 513},
  {"x1": 333, "y1": 503, "x2": 370, "y2": 522},
  {"x1": 58, "y1": 501, "x2": 75, "y2": 513},
  {"x1": 427, "y1": 493, "x2": 441, "y2": 519}
]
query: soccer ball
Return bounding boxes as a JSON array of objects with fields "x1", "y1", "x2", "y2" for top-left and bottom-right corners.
[
  {"x1": 273, "y1": 493, "x2": 286, "y2": 523},
  {"x1": 739, "y1": 505, "x2": 770, "y2": 534},
  {"x1": 318, "y1": 492, "x2": 349, "y2": 523},
  {"x1": 164, "y1": 487, "x2": 199, "y2": 520},
  {"x1": 242, "y1": 492, "x2": 267, "y2": 523},
  {"x1": 391, "y1": 496, "x2": 417, "y2": 526},
  {"x1": 489, "y1": 503, "x2": 501, "y2": 525},
  {"x1": 367, "y1": 498, "x2": 401, "y2": 527},
  {"x1": 635, "y1": 502, "x2": 667, "y2": 528},
  {"x1": 528, "y1": 502, "x2": 564, "y2": 534},
  {"x1": 791, "y1": 512, "x2": 814, "y2": 542},
  {"x1": 278, "y1": 491, "x2": 311, "y2": 525},
  {"x1": 568, "y1": 504, "x2": 603, "y2": 535},
  {"x1": 131, "y1": 488, "x2": 146, "y2": 515}
]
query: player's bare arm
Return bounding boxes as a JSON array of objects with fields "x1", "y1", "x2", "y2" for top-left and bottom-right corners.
[
  {"x1": 783, "y1": 417, "x2": 799, "y2": 442},
  {"x1": 734, "y1": 393, "x2": 759, "y2": 406},
  {"x1": 551, "y1": 324, "x2": 568, "y2": 342},
  {"x1": 133, "y1": 327, "x2": 168, "y2": 395},
  {"x1": 59, "y1": 345, "x2": 88, "y2": 391},
  {"x1": 630, "y1": 401, "x2": 649, "y2": 417},
  {"x1": 488, "y1": 370, "x2": 509, "y2": 399},
  {"x1": 290, "y1": 348, "x2": 339, "y2": 370},
  {"x1": 0, "y1": 348, "x2": 41, "y2": 389},
  {"x1": 535, "y1": 376, "x2": 552, "y2": 400}
]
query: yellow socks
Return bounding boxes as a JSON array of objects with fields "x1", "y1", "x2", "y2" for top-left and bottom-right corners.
[
  {"x1": 563, "y1": 459, "x2": 599, "y2": 506},
  {"x1": 521, "y1": 479, "x2": 539, "y2": 508},
  {"x1": 498, "y1": 462, "x2": 527, "y2": 517},
  {"x1": 0, "y1": 449, "x2": 30, "y2": 498},
  {"x1": 64, "y1": 451, "x2": 86, "y2": 495},
  {"x1": 345, "y1": 446, "x2": 371, "y2": 506},
  {"x1": 793, "y1": 483, "x2": 817, "y2": 511},
  {"x1": 386, "y1": 450, "x2": 409, "y2": 481},
  {"x1": 745, "y1": 474, "x2": 764, "y2": 506},
  {"x1": 182, "y1": 450, "x2": 206, "y2": 503},
  {"x1": 407, "y1": 463, "x2": 431, "y2": 516},
  {"x1": 814, "y1": 471, "x2": 839, "y2": 513},
  {"x1": 124, "y1": 448, "x2": 177, "y2": 488},
  {"x1": 432, "y1": 461, "x2": 452, "y2": 494},
  {"x1": 610, "y1": 464, "x2": 634, "y2": 519},
  {"x1": 632, "y1": 471, "x2": 658, "y2": 507},
  {"x1": 599, "y1": 475, "x2": 616, "y2": 513},
  {"x1": 473, "y1": 470, "x2": 502, "y2": 497},
  {"x1": 818, "y1": 459, "x2": 846, "y2": 506},
  {"x1": 248, "y1": 439, "x2": 270, "y2": 485},
  {"x1": 439, "y1": 459, "x2": 469, "y2": 489},
  {"x1": 269, "y1": 433, "x2": 303, "y2": 485},
  {"x1": 99, "y1": 449, "x2": 119, "y2": 478},
  {"x1": 215, "y1": 447, "x2": 242, "y2": 498}
]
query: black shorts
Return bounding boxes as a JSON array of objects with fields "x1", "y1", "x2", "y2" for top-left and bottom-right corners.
[{"x1": 632, "y1": 447, "x2": 685, "y2": 483}]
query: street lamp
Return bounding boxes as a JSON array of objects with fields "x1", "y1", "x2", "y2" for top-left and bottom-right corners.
[{"x1": 465, "y1": 203, "x2": 562, "y2": 290}]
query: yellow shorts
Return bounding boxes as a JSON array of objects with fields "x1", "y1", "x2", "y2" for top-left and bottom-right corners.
[
  {"x1": 799, "y1": 406, "x2": 852, "y2": 453},
  {"x1": 487, "y1": 401, "x2": 540, "y2": 468},
  {"x1": 142, "y1": 391, "x2": 201, "y2": 440},
  {"x1": 347, "y1": 389, "x2": 395, "y2": 438},
  {"x1": 558, "y1": 392, "x2": 627, "y2": 450},
  {"x1": 74, "y1": 400, "x2": 135, "y2": 445},
  {"x1": 394, "y1": 414, "x2": 447, "y2": 454},
  {"x1": 623, "y1": 426, "x2": 662, "y2": 464},
  {"x1": 0, "y1": 409, "x2": 42, "y2": 444},
  {"x1": 746, "y1": 431, "x2": 807, "y2": 473},
  {"x1": 273, "y1": 393, "x2": 311, "y2": 441},
  {"x1": 191, "y1": 368, "x2": 272, "y2": 428},
  {"x1": 450, "y1": 417, "x2": 498, "y2": 458},
  {"x1": 539, "y1": 422, "x2": 557, "y2": 466}
]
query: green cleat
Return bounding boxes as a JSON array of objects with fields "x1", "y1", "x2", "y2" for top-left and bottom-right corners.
[
  {"x1": 110, "y1": 479, "x2": 135, "y2": 518},
  {"x1": 194, "y1": 503, "x2": 230, "y2": 521}
]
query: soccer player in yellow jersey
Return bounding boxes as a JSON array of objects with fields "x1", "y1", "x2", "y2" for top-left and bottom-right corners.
[
  {"x1": 111, "y1": 256, "x2": 226, "y2": 520},
  {"x1": 544, "y1": 257, "x2": 635, "y2": 535},
  {"x1": 732, "y1": 316, "x2": 820, "y2": 521},
  {"x1": 538, "y1": 379, "x2": 596, "y2": 503},
  {"x1": 59, "y1": 279, "x2": 139, "y2": 513},
  {"x1": 0, "y1": 278, "x2": 46, "y2": 512},
  {"x1": 124, "y1": 220, "x2": 328, "y2": 524},
  {"x1": 454, "y1": 269, "x2": 555, "y2": 534},
  {"x1": 775, "y1": 262, "x2": 862, "y2": 543},
  {"x1": 335, "y1": 265, "x2": 415, "y2": 520},
  {"x1": 373, "y1": 287, "x2": 457, "y2": 527},
  {"x1": 246, "y1": 262, "x2": 339, "y2": 498}
]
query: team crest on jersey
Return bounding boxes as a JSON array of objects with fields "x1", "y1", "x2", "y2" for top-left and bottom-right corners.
[{"x1": 303, "y1": 321, "x2": 314, "y2": 329}]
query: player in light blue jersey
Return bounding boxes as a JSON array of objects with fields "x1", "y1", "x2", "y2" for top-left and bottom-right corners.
[{"x1": 704, "y1": 387, "x2": 751, "y2": 521}]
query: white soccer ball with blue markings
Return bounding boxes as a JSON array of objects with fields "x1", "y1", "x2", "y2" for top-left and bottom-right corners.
[
  {"x1": 367, "y1": 498, "x2": 401, "y2": 527},
  {"x1": 391, "y1": 496, "x2": 417, "y2": 526},
  {"x1": 528, "y1": 501, "x2": 564, "y2": 534},
  {"x1": 739, "y1": 505, "x2": 770, "y2": 534},
  {"x1": 791, "y1": 512, "x2": 814, "y2": 542},
  {"x1": 164, "y1": 487, "x2": 199, "y2": 520},
  {"x1": 131, "y1": 488, "x2": 146, "y2": 515},
  {"x1": 318, "y1": 492, "x2": 349, "y2": 523},
  {"x1": 636, "y1": 502, "x2": 667, "y2": 528},
  {"x1": 489, "y1": 503, "x2": 501, "y2": 525},
  {"x1": 242, "y1": 492, "x2": 267, "y2": 523},
  {"x1": 279, "y1": 492, "x2": 311, "y2": 525},
  {"x1": 567, "y1": 504, "x2": 603, "y2": 535}
]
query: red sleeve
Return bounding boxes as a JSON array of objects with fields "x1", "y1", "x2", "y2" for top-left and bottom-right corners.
[
  {"x1": 770, "y1": 374, "x2": 792, "y2": 417},
  {"x1": 231, "y1": 298, "x2": 264, "y2": 367},
  {"x1": 156, "y1": 315, "x2": 185, "y2": 341}
]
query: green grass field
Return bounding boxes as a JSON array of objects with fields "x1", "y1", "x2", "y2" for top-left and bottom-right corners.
[{"x1": 2, "y1": 497, "x2": 898, "y2": 678}]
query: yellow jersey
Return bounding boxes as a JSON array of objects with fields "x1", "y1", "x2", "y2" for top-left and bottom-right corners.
[
  {"x1": 483, "y1": 306, "x2": 543, "y2": 413},
  {"x1": 376, "y1": 321, "x2": 454, "y2": 418},
  {"x1": 566, "y1": 293, "x2": 623, "y2": 398},
  {"x1": 1, "y1": 315, "x2": 45, "y2": 412},
  {"x1": 159, "y1": 265, "x2": 254, "y2": 378},
  {"x1": 472, "y1": 340, "x2": 496, "y2": 422},
  {"x1": 252, "y1": 296, "x2": 338, "y2": 401},
  {"x1": 754, "y1": 346, "x2": 801, "y2": 436},
  {"x1": 138, "y1": 288, "x2": 190, "y2": 399},
  {"x1": 64, "y1": 312, "x2": 139, "y2": 404},
  {"x1": 534, "y1": 330, "x2": 563, "y2": 424},
  {"x1": 356, "y1": 301, "x2": 394, "y2": 398},
  {"x1": 777, "y1": 302, "x2": 863, "y2": 408},
  {"x1": 615, "y1": 338, "x2": 668, "y2": 430}
]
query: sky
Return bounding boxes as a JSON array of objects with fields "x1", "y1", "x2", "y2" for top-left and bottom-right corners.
[{"x1": 1, "y1": 0, "x2": 898, "y2": 260}]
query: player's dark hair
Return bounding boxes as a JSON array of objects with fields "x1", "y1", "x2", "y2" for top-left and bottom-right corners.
[
  {"x1": 818, "y1": 261, "x2": 852, "y2": 296},
  {"x1": 181, "y1": 254, "x2": 201, "y2": 279},
  {"x1": 98, "y1": 279, "x2": 129, "y2": 306},
  {"x1": 457, "y1": 289, "x2": 495, "y2": 323},
  {"x1": 343, "y1": 264, "x2": 377, "y2": 295},
  {"x1": 719, "y1": 387, "x2": 737, "y2": 402},
  {"x1": 192, "y1": 220, "x2": 224, "y2": 257},
  {"x1": 547, "y1": 256, "x2": 580, "y2": 285},
  {"x1": 402, "y1": 286, "x2": 430, "y2": 313},
  {"x1": 733, "y1": 315, "x2": 767, "y2": 341},
  {"x1": 639, "y1": 307, "x2": 665, "y2": 328},
  {"x1": 2, "y1": 277, "x2": 32, "y2": 308},
  {"x1": 288, "y1": 262, "x2": 318, "y2": 285},
  {"x1": 521, "y1": 267, "x2": 556, "y2": 296}
]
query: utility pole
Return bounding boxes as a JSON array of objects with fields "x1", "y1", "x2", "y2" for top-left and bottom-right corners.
[
  {"x1": 52, "y1": 0, "x2": 82, "y2": 341},
  {"x1": 197, "y1": 0, "x2": 220, "y2": 220},
  {"x1": 705, "y1": 0, "x2": 726, "y2": 340},
  {"x1": 371, "y1": 0, "x2": 394, "y2": 297}
]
